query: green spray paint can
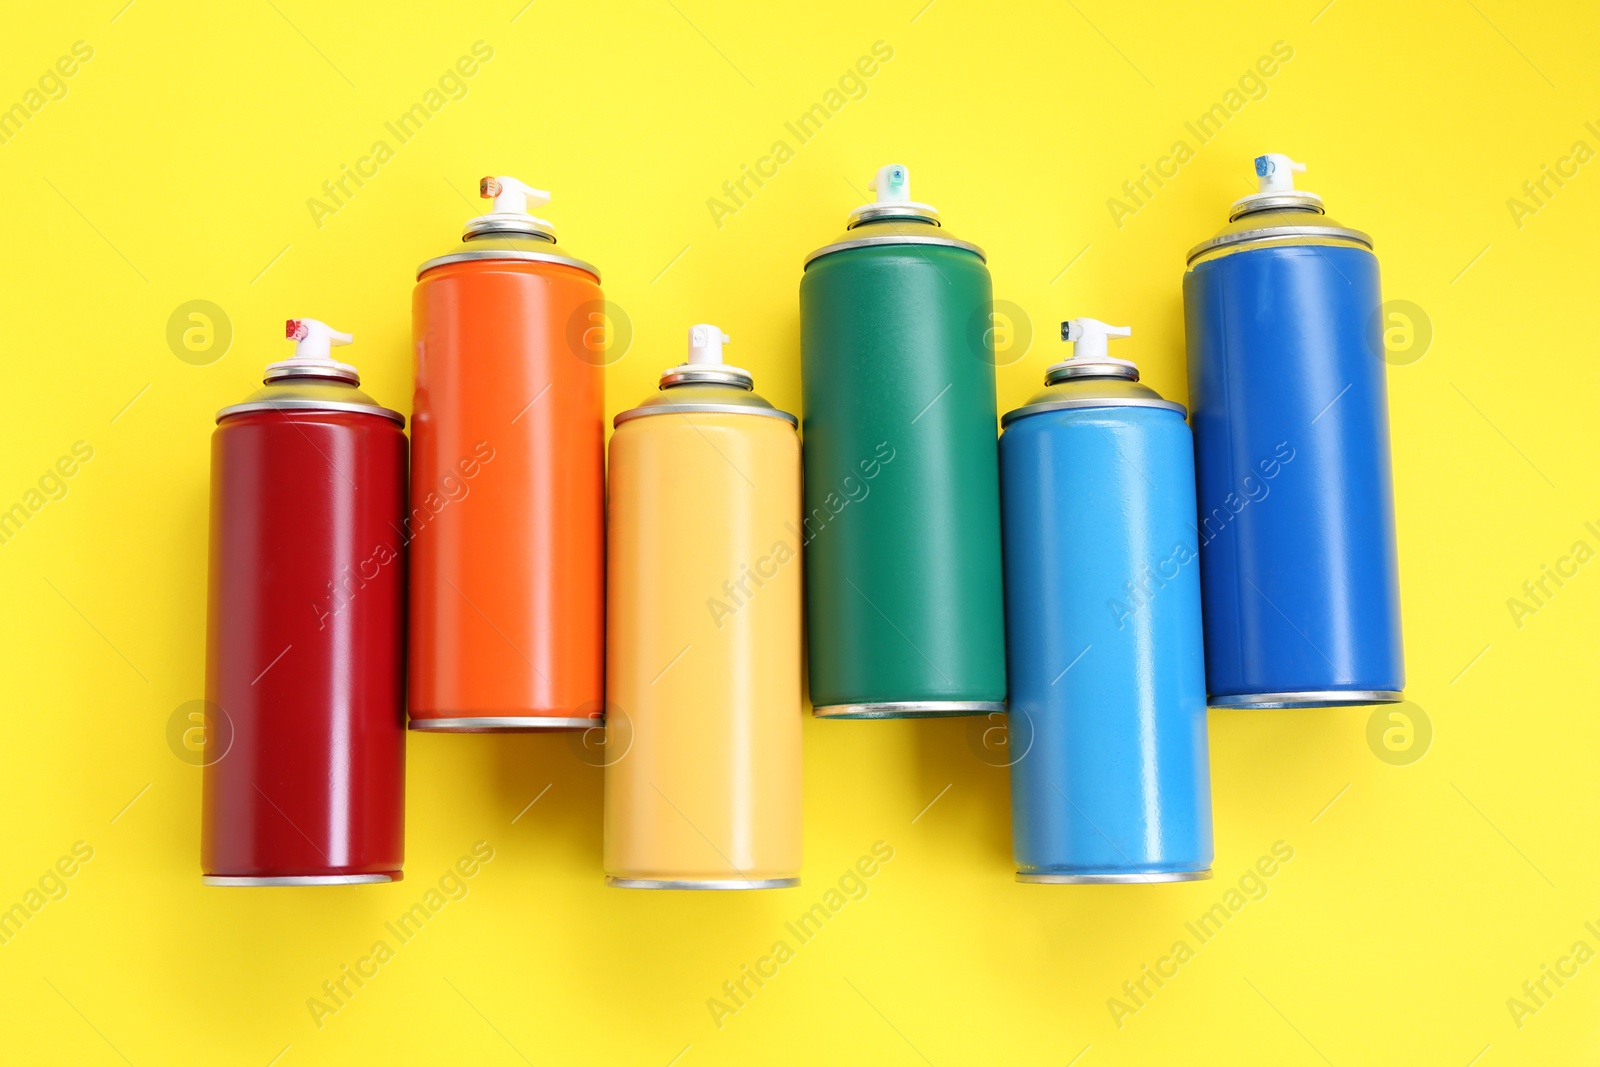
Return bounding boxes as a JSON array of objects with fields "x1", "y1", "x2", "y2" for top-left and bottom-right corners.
[{"x1": 800, "y1": 164, "x2": 1006, "y2": 718}]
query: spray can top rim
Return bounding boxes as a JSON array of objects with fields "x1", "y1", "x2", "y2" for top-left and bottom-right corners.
[
  {"x1": 264, "y1": 319, "x2": 360, "y2": 385},
  {"x1": 463, "y1": 175, "x2": 558, "y2": 242},
  {"x1": 1045, "y1": 319, "x2": 1138, "y2": 384},
  {"x1": 1188, "y1": 153, "x2": 1369, "y2": 264},
  {"x1": 846, "y1": 164, "x2": 942, "y2": 228},
  {"x1": 1005, "y1": 320, "x2": 1183, "y2": 425},
  {"x1": 659, "y1": 324, "x2": 754, "y2": 389},
  {"x1": 1229, "y1": 153, "x2": 1325, "y2": 221}
]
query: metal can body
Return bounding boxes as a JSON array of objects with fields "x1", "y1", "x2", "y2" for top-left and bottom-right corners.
[
  {"x1": 799, "y1": 244, "x2": 1006, "y2": 717},
  {"x1": 202, "y1": 409, "x2": 407, "y2": 885},
  {"x1": 409, "y1": 258, "x2": 605, "y2": 730},
  {"x1": 1002, "y1": 405, "x2": 1212, "y2": 882},
  {"x1": 603, "y1": 410, "x2": 803, "y2": 888},
  {"x1": 1184, "y1": 243, "x2": 1404, "y2": 707}
]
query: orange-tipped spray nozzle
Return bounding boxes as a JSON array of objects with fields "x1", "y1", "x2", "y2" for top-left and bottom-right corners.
[{"x1": 479, "y1": 175, "x2": 552, "y2": 224}]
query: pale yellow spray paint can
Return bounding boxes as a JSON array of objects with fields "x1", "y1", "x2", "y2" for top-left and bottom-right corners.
[{"x1": 604, "y1": 325, "x2": 803, "y2": 889}]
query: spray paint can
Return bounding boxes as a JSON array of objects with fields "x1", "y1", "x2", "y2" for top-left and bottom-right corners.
[
  {"x1": 1001, "y1": 319, "x2": 1212, "y2": 883},
  {"x1": 1184, "y1": 154, "x2": 1404, "y2": 709},
  {"x1": 800, "y1": 164, "x2": 1006, "y2": 718},
  {"x1": 202, "y1": 320, "x2": 407, "y2": 886},
  {"x1": 410, "y1": 176, "x2": 605, "y2": 731},
  {"x1": 604, "y1": 326, "x2": 802, "y2": 889}
]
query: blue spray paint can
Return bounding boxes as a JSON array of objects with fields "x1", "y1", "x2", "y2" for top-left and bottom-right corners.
[
  {"x1": 1001, "y1": 319, "x2": 1212, "y2": 884},
  {"x1": 1184, "y1": 153, "x2": 1404, "y2": 709}
]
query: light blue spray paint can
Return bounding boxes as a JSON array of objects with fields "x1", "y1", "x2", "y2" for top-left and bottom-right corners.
[{"x1": 1001, "y1": 319, "x2": 1213, "y2": 883}]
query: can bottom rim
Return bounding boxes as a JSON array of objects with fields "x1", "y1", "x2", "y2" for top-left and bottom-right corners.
[
  {"x1": 813, "y1": 700, "x2": 1006, "y2": 719},
  {"x1": 1210, "y1": 689, "x2": 1402, "y2": 709},
  {"x1": 606, "y1": 877, "x2": 799, "y2": 891},
  {"x1": 1017, "y1": 870, "x2": 1212, "y2": 885},
  {"x1": 203, "y1": 873, "x2": 400, "y2": 887},
  {"x1": 409, "y1": 716, "x2": 599, "y2": 732}
]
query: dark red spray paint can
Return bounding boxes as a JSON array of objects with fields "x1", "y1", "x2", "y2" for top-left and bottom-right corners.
[{"x1": 202, "y1": 319, "x2": 408, "y2": 886}]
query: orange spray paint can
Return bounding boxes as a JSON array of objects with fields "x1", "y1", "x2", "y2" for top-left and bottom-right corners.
[
  {"x1": 409, "y1": 176, "x2": 605, "y2": 731},
  {"x1": 604, "y1": 325, "x2": 803, "y2": 889}
]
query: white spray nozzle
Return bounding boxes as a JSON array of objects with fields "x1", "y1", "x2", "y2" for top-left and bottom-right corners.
[
  {"x1": 870, "y1": 164, "x2": 912, "y2": 204},
  {"x1": 480, "y1": 175, "x2": 552, "y2": 221},
  {"x1": 687, "y1": 323, "x2": 731, "y2": 365},
  {"x1": 848, "y1": 163, "x2": 938, "y2": 226},
  {"x1": 1058, "y1": 318, "x2": 1136, "y2": 370},
  {"x1": 470, "y1": 174, "x2": 553, "y2": 231},
  {"x1": 1231, "y1": 152, "x2": 1321, "y2": 217},
  {"x1": 267, "y1": 318, "x2": 358, "y2": 382},
  {"x1": 659, "y1": 322, "x2": 752, "y2": 388},
  {"x1": 1253, "y1": 153, "x2": 1306, "y2": 195},
  {"x1": 287, "y1": 318, "x2": 352, "y2": 361}
]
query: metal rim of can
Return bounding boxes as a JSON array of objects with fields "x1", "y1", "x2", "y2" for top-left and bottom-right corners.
[
  {"x1": 462, "y1": 214, "x2": 557, "y2": 242},
  {"x1": 202, "y1": 873, "x2": 400, "y2": 886},
  {"x1": 812, "y1": 700, "x2": 1007, "y2": 719},
  {"x1": 605, "y1": 877, "x2": 800, "y2": 890},
  {"x1": 612, "y1": 402, "x2": 798, "y2": 429},
  {"x1": 1185, "y1": 224, "x2": 1373, "y2": 267},
  {"x1": 408, "y1": 716, "x2": 599, "y2": 732},
  {"x1": 1045, "y1": 363, "x2": 1140, "y2": 385},
  {"x1": 804, "y1": 233, "x2": 987, "y2": 268},
  {"x1": 1227, "y1": 192, "x2": 1324, "y2": 222},
  {"x1": 658, "y1": 366, "x2": 754, "y2": 389},
  {"x1": 846, "y1": 203, "x2": 941, "y2": 228},
  {"x1": 1015, "y1": 870, "x2": 1213, "y2": 885},
  {"x1": 215, "y1": 398, "x2": 406, "y2": 426},
  {"x1": 1001, "y1": 396, "x2": 1188, "y2": 428},
  {"x1": 1209, "y1": 689, "x2": 1402, "y2": 709},
  {"x1": 416, "y1": 248, "x2": 602, "y2": 282},
  {"x1": 262, "y1": 364, "x2": 359, "y2": 386}
]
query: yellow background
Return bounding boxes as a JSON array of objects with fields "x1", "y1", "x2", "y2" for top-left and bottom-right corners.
[{"x1": 1, "y1": 0, "x2": 1596, "y2": 1063}]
